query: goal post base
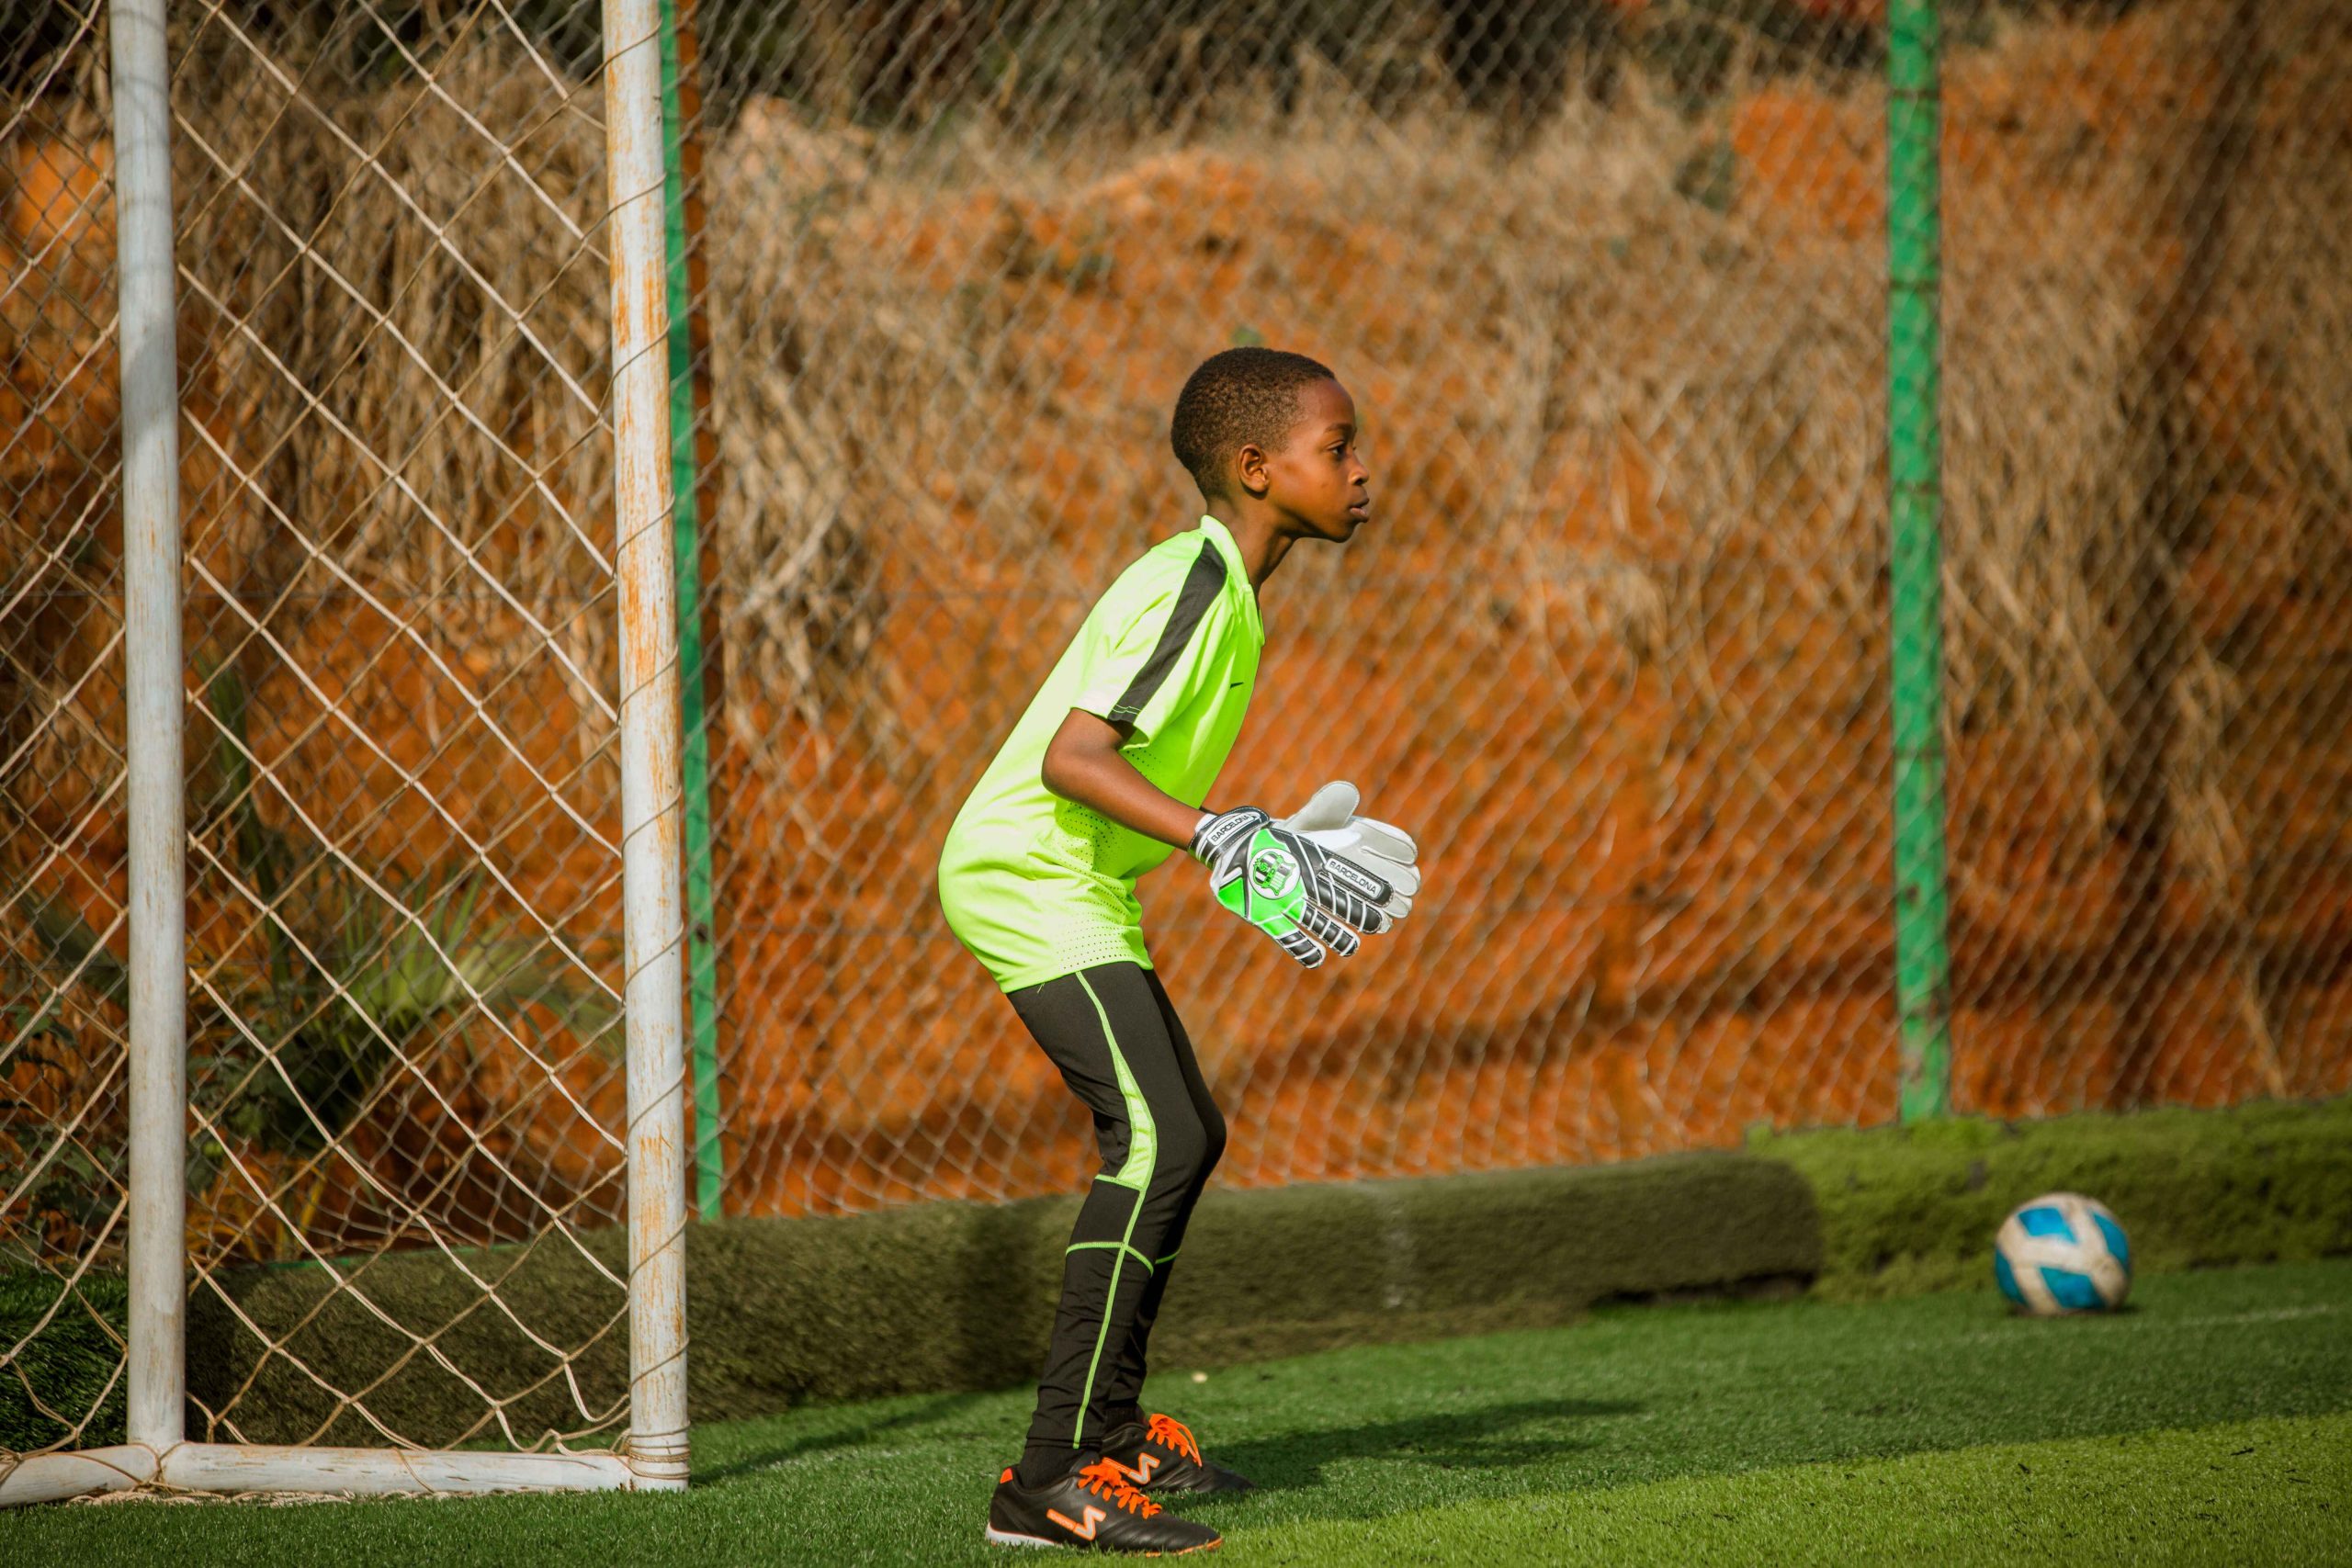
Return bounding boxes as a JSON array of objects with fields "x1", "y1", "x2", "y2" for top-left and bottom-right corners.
[{"x1": 0, "y1": 1442, "x2": 673, "y2": 1507}]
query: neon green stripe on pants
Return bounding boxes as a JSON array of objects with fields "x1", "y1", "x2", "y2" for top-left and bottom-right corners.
[{"x1": 1072, "y1": 969, "x2": 1152, "y2": 1446}]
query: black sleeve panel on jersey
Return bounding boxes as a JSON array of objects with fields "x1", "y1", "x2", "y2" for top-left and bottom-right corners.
[{"x1": 1106, "y1": 541, "x2": 1227, "y2": 726}]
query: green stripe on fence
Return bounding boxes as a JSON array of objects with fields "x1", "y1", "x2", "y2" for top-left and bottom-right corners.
[
  {"x1": 1887, "y1": 0, "x2": 1952, "y2": 1122},
  {"x1": 657, "y1": 0, "x2": 726, "y2": 1215}
]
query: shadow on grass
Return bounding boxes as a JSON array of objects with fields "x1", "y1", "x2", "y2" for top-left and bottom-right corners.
[
  {"x1": 695, "y1": 1391, "x2": 1001, "y2": 1484},
  {"x1": 1204, "y1": 1396, "x2": 1644, "y2": 1496}
]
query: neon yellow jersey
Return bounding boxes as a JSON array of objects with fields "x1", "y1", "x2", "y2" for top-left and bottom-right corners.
[{"x1": 938, "y1": 515, "x2": 1263, "y2": 990}]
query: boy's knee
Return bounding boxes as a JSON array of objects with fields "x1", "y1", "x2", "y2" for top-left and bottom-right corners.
[
  {"x1": 1197, "y1": 1104, "x2": 1227, "y2": 1177},
  {"x1": 1152, "y1": 1109, "x2": 1215, "y2": 1190}
]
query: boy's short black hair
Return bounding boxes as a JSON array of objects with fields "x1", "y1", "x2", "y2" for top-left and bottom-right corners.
[{"x1": 1170, "y1": 347, "x2": 1338, "y2": 497}]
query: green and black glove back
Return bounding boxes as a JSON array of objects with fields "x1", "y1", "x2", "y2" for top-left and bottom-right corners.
[{"x1": 1191, "y1": 798, "x2": 1406, "y2": 967}]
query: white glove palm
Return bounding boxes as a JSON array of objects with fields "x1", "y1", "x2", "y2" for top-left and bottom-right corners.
[{"x1": 1278, "y1": 782, "x2": 1420, "y2": 922}]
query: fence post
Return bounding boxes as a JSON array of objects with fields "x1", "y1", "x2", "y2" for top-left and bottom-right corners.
[
  {"x1": 605, "y1": 0, "x2": 692, "y2": 1488},
  {"x1": 109, "y1": 0, "x2": 187, "y2": 1454},
  {"x1": 1887, "y1": 0, "x2": 1952, "y2": 1122}
]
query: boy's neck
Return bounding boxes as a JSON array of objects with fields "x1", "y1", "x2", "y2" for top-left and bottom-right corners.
[{"x1": 1207, "y1": 502, "x2": 1296, "y2": 592}]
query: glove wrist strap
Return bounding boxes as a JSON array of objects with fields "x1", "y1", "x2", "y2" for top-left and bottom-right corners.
[
  {"x1": 1190, "y1": 810, "x2": 1218, "y2": 859},
  {"x1": 1191, "y1": 806, "x2": 1266, "y2": 864}
]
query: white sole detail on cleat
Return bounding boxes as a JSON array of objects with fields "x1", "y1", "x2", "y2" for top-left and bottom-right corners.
[{"x1": 984, "y1": 1526, "x2": 1061, "y2": 1549}]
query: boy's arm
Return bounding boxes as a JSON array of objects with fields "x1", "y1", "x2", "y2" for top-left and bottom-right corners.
[
  {"x1": 1039, "y1": 708, "x2": 1203, "y2": 848},
  {"x1": 1041, "y1": 709, "x2": 1408, "y2": 971}
]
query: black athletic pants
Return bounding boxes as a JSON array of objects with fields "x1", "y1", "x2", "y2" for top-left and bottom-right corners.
[{"x1": 1007, "y1": 962, "x2": 1225, "y2": 1483}]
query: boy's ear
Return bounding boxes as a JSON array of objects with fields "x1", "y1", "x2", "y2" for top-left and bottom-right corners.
[{"x1": 1234, "y1": 440, "x2": 1272, "y2": 498}]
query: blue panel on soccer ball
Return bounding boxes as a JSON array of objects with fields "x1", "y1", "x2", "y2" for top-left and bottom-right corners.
[
  {"x1": 1995, "y1": 1251, "x2": 2025, "y2": 1306},
  {"x1": 2017, "y1": 1206, "x2": 2075, "y2": 1241},
  {"x1": 2092, "y1": 1213, "x2": 2132, "y2": 1272},
  {"x1": 2040, "y1": 1266, "x2": 2105, "y2": 1311}
]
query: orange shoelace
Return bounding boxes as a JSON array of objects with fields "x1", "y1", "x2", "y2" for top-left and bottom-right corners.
[
  {"x1": 1145, "y1": 1413, "x2": 1204, "y2": 1463},
  {"x1": 1075, "y1": 1458, "x2": 1162, "y2": 1517}
]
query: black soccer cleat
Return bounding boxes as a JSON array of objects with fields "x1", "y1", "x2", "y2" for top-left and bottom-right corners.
[
  {"x1": 1100, "y1": 1414, "x2": 1257, "y2": 1495},
  {"x1": 985, "y1": 1458, "x2": 1222, "y2": 1554}
]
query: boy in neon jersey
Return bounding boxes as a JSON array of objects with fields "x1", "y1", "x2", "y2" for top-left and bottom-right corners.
[{"x1": 939, "y1": 347, "x2": 1421, "y2": 1553}]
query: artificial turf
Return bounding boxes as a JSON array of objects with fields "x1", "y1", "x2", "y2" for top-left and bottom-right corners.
[
  {"x1": 1241, "y1": 1416, "x2": 2348, "y2": 1563},
  {"x1": 6, "y1": 1258, "x2": 2348, "y2": 1565}
]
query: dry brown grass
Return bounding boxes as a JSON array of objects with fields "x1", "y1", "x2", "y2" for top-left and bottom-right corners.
[{"x1": 164, "y1": 29, "x2": 615, "y2": 705}]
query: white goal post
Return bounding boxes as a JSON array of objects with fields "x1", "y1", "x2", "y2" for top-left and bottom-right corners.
[{"x1": 0, "y1": 0, "x2": 689, "y2": 1506}]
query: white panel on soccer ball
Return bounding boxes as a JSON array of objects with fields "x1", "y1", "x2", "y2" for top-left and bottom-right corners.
[{"x1": 1994, "y1": 1191, "x2": 2132, "y2": 1315}]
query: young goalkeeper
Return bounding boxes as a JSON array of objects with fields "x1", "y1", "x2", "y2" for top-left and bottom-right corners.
[{"x1": 939, "y1": 347, "x2": 1421, "y2": 1554}]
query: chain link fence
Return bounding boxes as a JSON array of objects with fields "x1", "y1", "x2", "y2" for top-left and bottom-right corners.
[
  {"x1": 4, "y1": 0, "x2": 133, "y2": 1461},
  {"x1": 683, "y1": 0, "x2": 2352, "y2": 1211},
  {"x1": 3, "y1": 0, "x2": 2349, "y2": 1463}
]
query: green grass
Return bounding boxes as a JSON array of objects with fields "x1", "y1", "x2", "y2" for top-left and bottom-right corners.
[
  {"x1": 7, "y1": 1259, "x2": 2350, "y2": 1564},
  {"x1": 1245, "y1": 1416, "x2": 2348, "y2": 1563}
]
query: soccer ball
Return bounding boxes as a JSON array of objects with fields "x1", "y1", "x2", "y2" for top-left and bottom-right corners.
[{"x1": 1994, "y1": 1192, "x2": 2132, "y2": 1314}]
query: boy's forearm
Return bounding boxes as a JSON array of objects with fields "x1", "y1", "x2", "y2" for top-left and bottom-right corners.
[{"x1": 1041, "y1": 710, "x2": 1205, "y2": 850}]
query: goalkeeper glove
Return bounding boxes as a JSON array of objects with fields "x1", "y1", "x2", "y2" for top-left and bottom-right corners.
[
  {"x1": 1277, "y1": 782, "x2": 1420, "y2": 921},
  {"x1": 1191, "y1": 802, "x2": 1405, "y2": 968}
]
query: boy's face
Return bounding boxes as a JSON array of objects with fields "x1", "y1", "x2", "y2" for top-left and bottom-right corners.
[{"x1": 1242, "y1": 378, "x2": 1371, "y2": 543}]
